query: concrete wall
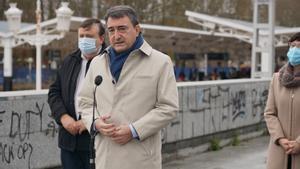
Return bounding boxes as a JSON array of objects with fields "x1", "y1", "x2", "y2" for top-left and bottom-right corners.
[
  {"x1": 163, "y1": 79, "x2": 270, "y2": 145},
  {"x1": 0, "y1": 90, "x2": 59, "y2": 169},
  {"x1": 0, "y1": 79, "x2": 270, "y2": 169}
]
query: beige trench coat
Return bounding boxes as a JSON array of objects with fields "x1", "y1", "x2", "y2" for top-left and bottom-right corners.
[
  {"x1": 78, "y1": 41, "x2": 178, "y2": 169},
  {"x1": 265, "y1": 73, "x2": 300, "y2": 169}
]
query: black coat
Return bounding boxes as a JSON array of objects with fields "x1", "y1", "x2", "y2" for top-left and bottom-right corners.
[{"x1": 48, "y1": 49, "x2": 94, "y2": 151}]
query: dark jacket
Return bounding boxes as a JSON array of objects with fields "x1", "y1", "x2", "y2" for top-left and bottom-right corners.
[{"x1": 48, "y1": 49, "x2": 99, "y2": 151}]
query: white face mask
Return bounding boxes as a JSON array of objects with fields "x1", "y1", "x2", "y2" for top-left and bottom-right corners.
[{"x1": 78, "y1": 37, "x2": 99, "y2": 55}]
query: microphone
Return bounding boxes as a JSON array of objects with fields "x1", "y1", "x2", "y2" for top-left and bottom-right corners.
[
  {"x1": 94, "y1": 75, "x2": 103, "y2": 86},
  {"x1": 92, "y1": 75, "x2": 102, "y2": 127},
  {"x1": 90, "y1": 75, "x2": 102, "y2": 169}
]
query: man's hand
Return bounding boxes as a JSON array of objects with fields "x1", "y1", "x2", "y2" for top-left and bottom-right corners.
[
  {"x1": 95, "y1": 114, "x2": 116, "y2": 137},
  {"x1": 111, "y1": 124, "x2": 132, "y2": 145},
  {"x1": 74, "y1": 120, "x2": 87, "y2": 134},
  {"x1": 60, "y1": 114, "x2": 78, "y2": 135}
]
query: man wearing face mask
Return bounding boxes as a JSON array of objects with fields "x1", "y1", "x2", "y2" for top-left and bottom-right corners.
[
  {"x1": 48, "y1": 18, "x2": 105, "y2": 169},
  {"x1": 265, "y1": 32, "x2": 300, "y2": 169}
]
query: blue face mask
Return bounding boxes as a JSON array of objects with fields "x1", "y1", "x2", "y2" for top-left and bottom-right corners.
[
  {"x1": 78, "y1": 37, "x2": 98, "y2": 55},
  {"x1": 287, "y1": 47, "x2": 300, "y2": 66}
]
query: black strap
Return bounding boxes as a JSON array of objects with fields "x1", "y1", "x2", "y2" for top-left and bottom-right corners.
[{"x1": 85, "y1": 60, "x2": 92, "y2": 76}]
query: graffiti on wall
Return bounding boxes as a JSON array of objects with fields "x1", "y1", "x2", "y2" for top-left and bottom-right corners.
[
  {"x1": 0, "y1": 101, "x2": 58, "y2": 169},
  {"x1": 251, "y1": 88, "x2": 269, "y2": 121},
  {"x1": 163, "y1": 81, "x2": 269, "y2": 143},
  {"x1": 192, "y1": 85, "x2": 268, "y2": 122}
]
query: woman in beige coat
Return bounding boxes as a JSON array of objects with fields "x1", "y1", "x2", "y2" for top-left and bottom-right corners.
[{"x1": 265, "y1": 32, "x2": 300, "y2": 169}]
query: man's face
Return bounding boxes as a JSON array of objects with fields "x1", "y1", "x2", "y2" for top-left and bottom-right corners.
[
  {"x1": 78, "y1": 24, "x2": 104, "y2": 58},
  {"x1": 106, "y1": 16, "x2": 140, "y2": 53}
]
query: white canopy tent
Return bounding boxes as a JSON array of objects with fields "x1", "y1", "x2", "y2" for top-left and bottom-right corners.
[
  {"x1": 185, "y1": 1, "x2": 300, "y2": 78},
  {"x1": 185, "y1": 11, "x2": 300, "y2": 47}
]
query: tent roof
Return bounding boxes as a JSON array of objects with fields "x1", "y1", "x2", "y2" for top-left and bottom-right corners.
[{"x1": 185, "y1": 10, "x2": 300, "y2": 47}]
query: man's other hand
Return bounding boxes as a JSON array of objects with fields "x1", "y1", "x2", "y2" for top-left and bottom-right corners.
[
  {"x1": 61, "y1": 114, "x2": 78, "y2": 135},
  {"x1": 111, "y1": 124, "x2": 132, "y2": 145},
  {"x1": 75, "y1": 120, "x2": 87, "y2": 134}
]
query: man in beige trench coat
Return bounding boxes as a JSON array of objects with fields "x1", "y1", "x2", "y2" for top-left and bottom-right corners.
[{"x1": 78, "y1": 5, "x2": 178, "y2": 169}]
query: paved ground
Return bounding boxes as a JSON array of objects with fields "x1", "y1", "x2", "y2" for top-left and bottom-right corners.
[
  {"x1": 163, "y1": 136, "x2": 269, "y2": 169},
  {"x1": 50, "y1": 136, "x2": 269, "y2": 169}
]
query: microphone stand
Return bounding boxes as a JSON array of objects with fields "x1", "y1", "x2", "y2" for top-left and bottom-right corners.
[
  {"x1": 90, "y1": 85, "x2": 98, "y2": 169},
  {"x1": 90, "y1": 75, "x2": 102, "y2": 169}
]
